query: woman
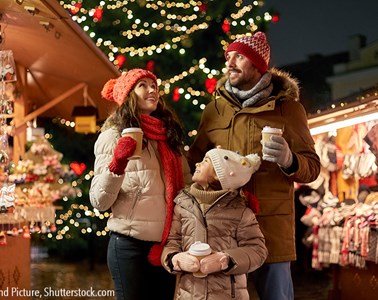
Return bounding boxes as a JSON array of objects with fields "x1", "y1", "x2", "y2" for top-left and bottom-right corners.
[{"x1": 89, "y1": 68, "x2": 192, "y2": 300}]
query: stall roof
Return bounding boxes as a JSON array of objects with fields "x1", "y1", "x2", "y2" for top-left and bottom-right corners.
[{"x1": 0, "y1": 0, "x2": 119, "y2": 122}]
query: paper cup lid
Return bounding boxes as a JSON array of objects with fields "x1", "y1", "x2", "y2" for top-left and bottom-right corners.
[
  {"x1": 122, "y1": 127, "x2": 143, "y2": 134},
  {"x1": 262, "y1": 126, "x2": 282, "y2": 134},
  {"x1": 189, "y1": 241, "x2": 211, "y2": 256}
]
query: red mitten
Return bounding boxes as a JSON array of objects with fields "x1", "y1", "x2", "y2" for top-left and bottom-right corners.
[
  {"x1": 200, "y1": 252, "x2": 229, "y2": 274},
  {"x1": 108, "y1": 136, "x2": 137, "y2": 175}
]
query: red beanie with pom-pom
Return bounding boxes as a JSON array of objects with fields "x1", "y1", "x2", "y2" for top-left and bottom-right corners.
[{"x1": 101, "y1": 69, "x2": 157, "y2": 106}]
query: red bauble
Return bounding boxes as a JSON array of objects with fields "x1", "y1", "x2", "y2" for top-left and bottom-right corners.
[
  {"x1": 173, "y1": 87, "x2": 180, "y2": 102},
  {"x1": 93, "y1": 7, "x2": 103, "y2": 22},
  {"x1": 146, "y1": 60, "x2": 155, "y2": 71},
  {"x1": 198, "y1": 4, "x2": 207, "y2": 12},
  {"x1": 222, "y1": 19, "x2": 230, "y2": 33},
  {"x1": 70, "y1": 3, "x2": 82, "y2": 15},
  {"x1": 272, "y1": 14, "x2": 280, "y2": 23},
  {"x1": 205, "y1": 78, "x2": 217, "y2": 94},
  {"x1": 115, "y1": 55, "x2": 126, "y2": 68}
]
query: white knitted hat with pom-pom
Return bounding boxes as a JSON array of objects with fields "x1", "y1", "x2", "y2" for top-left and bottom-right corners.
[{"x1": 206, "y1": 147, "x2": 261, "y2": 190}]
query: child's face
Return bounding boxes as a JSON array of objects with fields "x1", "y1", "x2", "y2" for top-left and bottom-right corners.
[{"x1": 192, "y1": 156, "x2": 217, "y2": 189}]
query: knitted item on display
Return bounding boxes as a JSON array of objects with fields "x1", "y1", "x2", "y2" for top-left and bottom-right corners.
[
  {"x1": 101, "y1": 68, "x2": 157, "y2": 106},
  {"x1": 206, "y1": 147, "x2": 261, "y2": 190},
  {"x1": 225, "y1": 31, "x2": 270, "y2": 74},
  {"x1": 141, "y1": 114, "x2": 184, "y2": 266}
]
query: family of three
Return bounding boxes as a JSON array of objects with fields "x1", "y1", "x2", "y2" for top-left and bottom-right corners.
[{"x1": 89, "y1": 31, "x2": 320, "y2": 300}]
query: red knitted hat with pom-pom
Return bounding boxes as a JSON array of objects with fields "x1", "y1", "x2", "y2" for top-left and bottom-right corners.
[
  {"x1": 225, "y1": 31, "x2": 270, "y2": 74},
  {"x1": 101, "y1": 69, "x2": 157, "y2": 106}
]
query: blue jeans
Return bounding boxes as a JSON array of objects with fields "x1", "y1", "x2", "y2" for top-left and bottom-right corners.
[
  {"x1": 249, "y1": 262, "x2": 294, "y2": 300},
  {"x1": 107, "y1": 232, "x2": 175, "y2": 300}
]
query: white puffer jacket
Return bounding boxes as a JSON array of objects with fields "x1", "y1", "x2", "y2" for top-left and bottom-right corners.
[{"x1": 89, "y1": 128, "x2": 192, "y2": 242}]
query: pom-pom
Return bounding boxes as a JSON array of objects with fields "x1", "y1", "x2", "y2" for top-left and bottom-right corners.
[
  {"x1": 148, "y1": 243, "x2": 163, "y2": 266},
  {"x1": 101, "y1": 79, "x2": 117, "y2": 101},
  {"x1": 246, "y1": 154, "x2": 261, "y2": 174}
]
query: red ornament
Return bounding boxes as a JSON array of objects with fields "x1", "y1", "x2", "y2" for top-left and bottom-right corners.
[
  {"x1": 70, "y1": 3, "x2": 82, "y2": 15},
  {"x1": 146, "y1": 60, "x2": 155, "y2": 72},
  {"x1": 198, "y1": 4, "x2": 207, "y2": 12},
  {"x1": 205, "y1": 78, "x2": 217, "y2": 94},
  {"x1": 115, "y1": 55, "x2": 126, "y2": 68},
  {"x1": 93, "y1": 7, "x2": 103, "y2": 22},
  {"x1": 222, "y1": 19, "x2": 230, "y2": 33},
  {"x1": 173, "y1": 87, "x2": 180, "y2": 102},
  {"x1": 271, "y1": 14, "x2": 280, "y2": 23},
  {"x1": 70, "y1": 162, "x2": 87, "y2": 176}
]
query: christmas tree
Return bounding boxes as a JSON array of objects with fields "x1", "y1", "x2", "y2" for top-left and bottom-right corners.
[{"x1": 60, "y1": 0, "x2": 275, "y2": 143}]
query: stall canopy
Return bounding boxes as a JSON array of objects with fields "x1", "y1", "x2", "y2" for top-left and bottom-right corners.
[{"x1": 0, "y1": 0, "x2": 119, "y2": 123}]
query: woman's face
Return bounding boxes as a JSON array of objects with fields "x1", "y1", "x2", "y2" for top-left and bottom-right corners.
[
  {"x1": 134, "y1": 77, "x2": 158, "y2": 115},
  {"x1": 192, "y1": 156, "x2": 217, "y2": 189}
]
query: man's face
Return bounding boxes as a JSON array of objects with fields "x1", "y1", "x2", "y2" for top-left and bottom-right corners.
[{"x1": 225, "y1": 51, "x2": 260, "y2": 90}]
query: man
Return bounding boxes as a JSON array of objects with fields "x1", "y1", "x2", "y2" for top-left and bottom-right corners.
[{"x1": 187, "y1": 31, "x2": 320, "y2": 300}]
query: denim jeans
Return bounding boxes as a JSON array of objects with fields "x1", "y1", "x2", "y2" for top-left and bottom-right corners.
[
  {"x1": 248, "y1": 262, "x2": 294, "y2": 300},
  {"x1": 107, "y1": 232, "x2": 175, "y2": 300}
]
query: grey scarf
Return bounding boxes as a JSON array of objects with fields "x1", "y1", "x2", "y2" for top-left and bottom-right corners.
[{"x1": 225, "y1": 72, "x2": 273, "y2": 108}]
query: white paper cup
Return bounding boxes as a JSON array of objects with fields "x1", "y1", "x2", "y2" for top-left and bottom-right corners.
[
  {"x1": 189, "y1": 241, "x2": 212, "y2": 278},
  {"x1": 121, "y1": 128, "x2": 143, "y2": 159},
  {"x1": 261, "y1": 126, "x2": 283, "y2": 160}
]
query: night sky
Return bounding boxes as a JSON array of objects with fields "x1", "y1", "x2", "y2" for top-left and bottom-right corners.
[{"x1": 263, "y1": 0, "x2": 378, "y2": 66}]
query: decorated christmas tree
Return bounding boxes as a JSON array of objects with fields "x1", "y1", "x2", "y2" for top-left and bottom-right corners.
[{"x1": 59, "y1": 0, "x2": 276, "y2": 141}]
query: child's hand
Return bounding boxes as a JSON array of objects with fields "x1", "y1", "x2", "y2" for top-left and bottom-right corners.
[
  {"x1": 172, "y1": 252, "x2": 200, "y2": 272},
  {"x1": 200, "y1": 252, "x2": 229, "y2": 274}
]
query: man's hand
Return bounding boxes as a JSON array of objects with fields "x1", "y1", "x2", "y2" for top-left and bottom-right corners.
[{"x1": 262, "y1": 135, "x2": 293, "y2": 169}]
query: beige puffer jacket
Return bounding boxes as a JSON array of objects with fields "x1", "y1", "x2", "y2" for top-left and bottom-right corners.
[
  {"x1": 161, "y1": 188, "x2": 268, "y2": 300},
  {"x1": 89, "y1": 128, "x2": 192, "y2": 242}
]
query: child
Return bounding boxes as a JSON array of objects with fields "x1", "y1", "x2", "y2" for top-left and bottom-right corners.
[{"x1": 161, "y1": 147, "x2": 268, "y2": 300}]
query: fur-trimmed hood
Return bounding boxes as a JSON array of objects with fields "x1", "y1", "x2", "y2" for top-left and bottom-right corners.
[{"x1": 217, "y1": 67, "x2": 300, "y2": 102}]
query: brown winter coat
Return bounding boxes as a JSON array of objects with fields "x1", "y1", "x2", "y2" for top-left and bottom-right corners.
[
  {"x1": 161, "y1": 188, "x2": 268, "y2": 300},
  {"x1": 188, "y1": 69, "x2": 320, "y2": 263}
]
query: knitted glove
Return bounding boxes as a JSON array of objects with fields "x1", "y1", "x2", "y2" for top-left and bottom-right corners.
[
  {"x1": 108, "y1": 136, "x2": 137, "y2": 175},
  {"x1": 171, "y1": 252, "x2": 200, "y2": 272},
  {"x1": 199, "y1": 252, "x2": 229, "y2": 274},
  {"x1": 262, "y1": 135, "x2": 293, "y2": 169}
]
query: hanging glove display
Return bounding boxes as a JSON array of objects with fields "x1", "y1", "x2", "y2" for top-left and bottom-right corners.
[
  {"x1": 108, "y1": 136, "x2": 137, "y2": 175},
  {"x1": 199, "y1": 252, "x2": 229, "y2": 274},
  {"x1": 262, "y1": 135, "x2": 293, "y2": 169},
  {"x1": 171, "y1": 252, "x2": 200, "y2": 272}
]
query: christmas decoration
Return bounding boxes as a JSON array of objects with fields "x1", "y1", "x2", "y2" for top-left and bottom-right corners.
[{"x1": 60, "y1": 0, "x2": 273, "y2": 144}]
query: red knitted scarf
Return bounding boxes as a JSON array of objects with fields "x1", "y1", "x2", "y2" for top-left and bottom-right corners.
[{"x1": 141, "y1": 114, "x2": 184, "y2": 266}]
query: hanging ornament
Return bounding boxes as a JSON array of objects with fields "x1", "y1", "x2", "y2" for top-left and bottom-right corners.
[
  {"x1": 70, "y1": 161, "x2": 86, "y2": 176},
  {"x1": 70, "y1": 3, "x2": 82, "y2": 15},
  {"x1": 93, "y1": 7, "x2": 103, "y2": 22},
  {"x1": 205, "y1": 78, "x2": 217, "y2": 94},
  {"x1": 198, "y1": 3, "x2": 207, "y2": 13},
  {"x1": 271, "y1": 13, "x2": 280, "y2": 23},
  {"x1": 115, "y1": 55, "x2": 126, "y2": 68},
  {"x1": 173, "y1": 87, "x2": 180, "y2": 102},
  {"x1": 146, "y1": 60, "x2": 155, "y2": 72},
  {"x1": 222, "y1": 19, "x2": 230, "y2": 34}
]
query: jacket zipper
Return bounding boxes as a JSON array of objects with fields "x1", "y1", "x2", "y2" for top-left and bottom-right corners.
[
  {"x1": 231, "y1": 275, "x2": 235, "y2": 298},
  {"x1": 126, "y1": 189, "x2": 141, "y2": 220}
]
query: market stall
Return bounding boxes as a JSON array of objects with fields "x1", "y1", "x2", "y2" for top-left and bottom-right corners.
[
  {"x1": 301, "y1": 87, "x2": 378, "y2": 300},
  {"x1": 0, "y1": 1, "x2": 119, "y2": 298}
]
